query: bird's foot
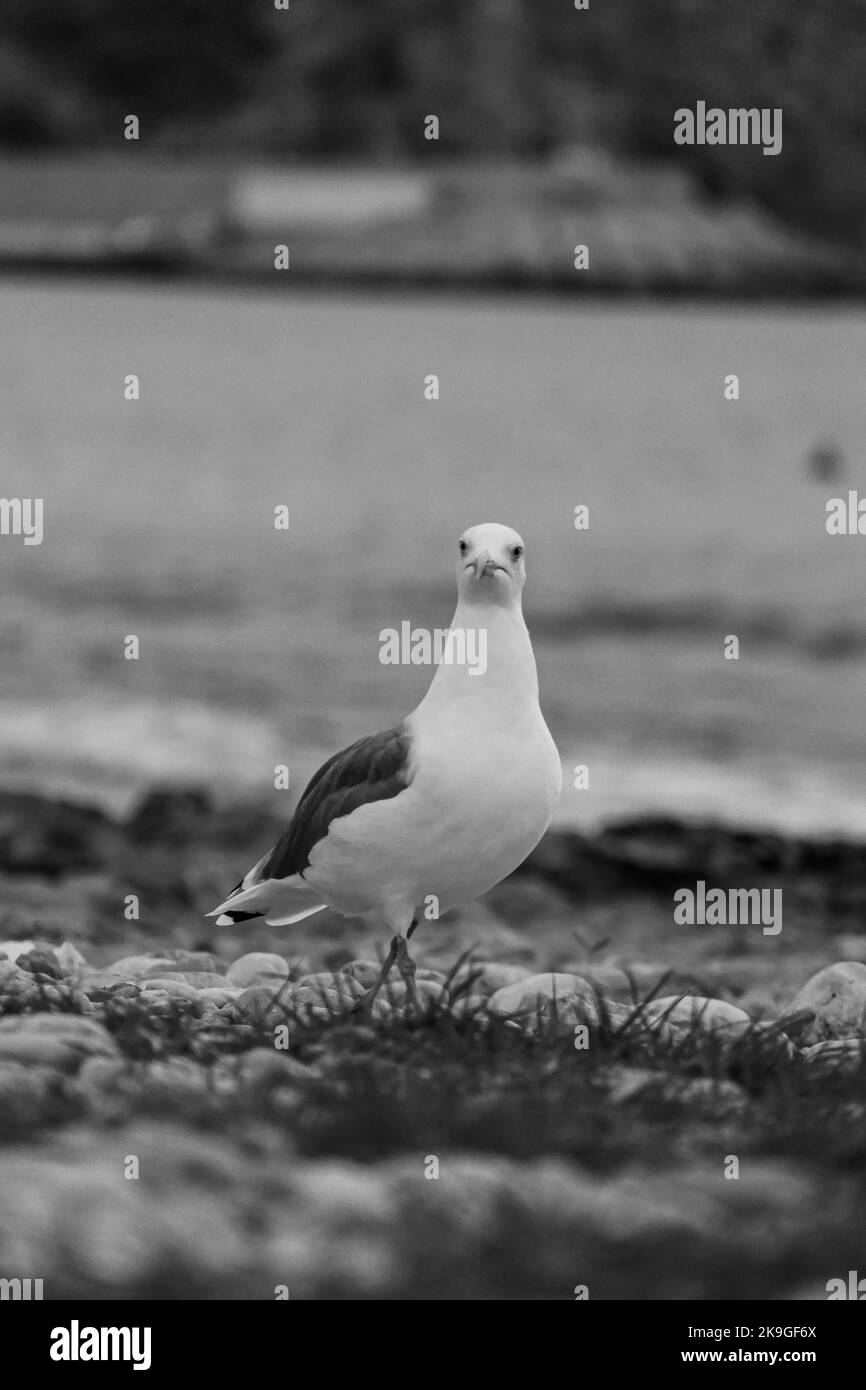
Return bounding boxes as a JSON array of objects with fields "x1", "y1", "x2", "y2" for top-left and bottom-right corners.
[
  {"x1": 350, "y1": 937, "x2": 399, "y2": 1014},
  {"x1": 395, "y1": 935, "x2": 426, "y2": 1013}
]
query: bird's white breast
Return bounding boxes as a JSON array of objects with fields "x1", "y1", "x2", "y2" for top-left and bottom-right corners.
[{"x1": 303, "y1": 595, "x2": 561, "y2": 919}]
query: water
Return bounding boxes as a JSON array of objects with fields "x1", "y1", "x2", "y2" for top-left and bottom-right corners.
[{"x1": 2, "y1": 278, "x2": 865, "y2": 833}]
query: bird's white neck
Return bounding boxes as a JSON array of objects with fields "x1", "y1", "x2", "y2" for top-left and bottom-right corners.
[{"x1": 415, "y1": 596, "x2": 539, "y2": 716}]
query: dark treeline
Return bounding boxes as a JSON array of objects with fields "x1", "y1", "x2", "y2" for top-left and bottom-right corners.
[{"x1": 1, "y1": 0, "x2": 864, "y2": 243}]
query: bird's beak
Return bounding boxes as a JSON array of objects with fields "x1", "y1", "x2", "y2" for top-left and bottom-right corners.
[{"x1": 471, "y1": 549, "x2": 501, "y2": 579}]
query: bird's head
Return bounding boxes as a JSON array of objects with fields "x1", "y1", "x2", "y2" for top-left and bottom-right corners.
[{"x1": 455, "y1": 523, "x2": 526, "y2": 607}]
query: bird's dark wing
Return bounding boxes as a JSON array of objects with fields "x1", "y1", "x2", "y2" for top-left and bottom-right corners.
[{"x1": 261, "y1": 723, "x2": 413, "y2": 880}]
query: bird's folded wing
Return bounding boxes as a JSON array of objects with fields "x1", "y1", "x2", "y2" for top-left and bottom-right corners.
[{"x1": 207, "y1": 723, "x2": 414, "y2": 923}]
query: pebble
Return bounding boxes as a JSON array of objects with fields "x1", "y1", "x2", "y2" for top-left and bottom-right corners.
[
  {"x1": 140, "y1": 977, "x2": 203, "y2": 998},
  {"x1": 0, "y1": 961, "x2": 27, "y2": 984},
  {"x1": 77, "y1": 1056, "x2": 129, "y2": 1091},
  {"x1": 0, "y1": 940, "x2": 36, "y2": 962},
  {"x1": 0, "y1": 1060, "x2": 62, "y2": 1117},
  {"x1": 294, "y1": 985, "x2": 342, "y2": 1012},
  {"x1": 197, "y1": 986, "x2": 245, "y2": 1006},
  {"x1": 16, "y1": 948, "x2": 65, "y2": 979},
  {"x1": 130, "y1": 970, "x2": 224, "y2": 989},
  {"x1": 153, "y1": 950, "x2": 224, "y2": 974},
  {"x1": 416, "y1": 980, "x2": 448, "y2": 1006},
  {"x1": 106, "y1": 954, "x2": 184, "y2": 979},
  {"x1": 225, "y1": 953, "x2": 291, "y2": 988},
  {"x1": 235, "y1": 1047, "x2": 313, "y2": 1085},
  {"x1": 788, "y1": 962, "x2": 866, "y2": 1044},
  {"x1": 642, "y1": 995, "x2": 752, "y2": 1039},
  {"x1": 750, "y1": 1021, "x2": 797, "y2": 1062},
  {"x1": 79, "y1": 970, "x2": 139, "y2": 998},
  {"x1": 673, "y1": 1077, "x2": 750, "y2": 1117},
  {"x1": 141, "y1": 1058, "x2": 210, "y2": 1098},
  {"x1": 415, "y1": 968, "x2": 448, "y2": 985},
  {"x1": 234, "y1": 985, "x2": 296, "y2": 1027},
  {"x1": 456, "y1": 962, "x2": 531, "y2": 995},
  {"x1": 299, "y1": 971, "x2": 364, "y2": 1002},
  {"x1": 131, "y1": 989, "x2": 187, "y2": 1017},
  {"x1": 0, "y1": 1033, "x2": 92, "y2": 1072},
  {"x1": 449, "y1": 995, "x2": 487, "y2": 1020},
  {"x1": 487, "y1": 973, "x2": 599, "y2": 1028},
  {"x1": 340, "y1": 959, "x2": 384, "y2": 988},
  {"x1": 604, "y1": 1065, "x2": 748, "y2": 1116},
  {"x1": 802, "y1": 1039, "x2": 866, "y2": 1074}
]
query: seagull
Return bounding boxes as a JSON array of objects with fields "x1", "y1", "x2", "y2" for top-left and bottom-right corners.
[{"x1": 208, "y1": 523, "x2": 562, "y2": 1010}]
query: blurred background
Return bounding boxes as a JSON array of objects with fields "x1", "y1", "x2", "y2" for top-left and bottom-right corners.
[
  {"x1": 1, "y1": 0, "x2": 866, "y2": 840},
  {"x1": 3, "y1": 0, "x2": 866, "y2": 1309}
]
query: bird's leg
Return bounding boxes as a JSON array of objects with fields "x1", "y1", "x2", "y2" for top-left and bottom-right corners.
[
  {"x1": 395, "y1": 933, "x2": 425, "y2": 1011},
  {"x1": 355, "y1": 936, "x2": 399, "y2": 1013}
]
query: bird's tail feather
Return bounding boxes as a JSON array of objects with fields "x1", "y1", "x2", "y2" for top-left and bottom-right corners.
[
  {"x1": 264, "y1": 903, "x2": 328, "y2": 927},
  {"x1": 207, "y1": 875, "x2": 327, "y2": 929}
]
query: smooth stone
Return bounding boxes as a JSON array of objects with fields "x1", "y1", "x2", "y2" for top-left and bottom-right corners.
[
  {"x1": 600, "y1": 999, "x2": 638, "y2": 1030},
  {"x1": 133, "y1": 989, "x2": 179, "y2": 1015},
  {"x1": 575, "y1": 964, "x2": 636, "y2": 994},
  {"x1": 294, "y1": 986, "x2": 342, "y2": 1017},
  {"x1": 131, "y1": 970, "x2": 226, "y2": 989},
  {"x1": 487, "y1": 972, "x2": 598, "y2": 1019},
  {"x1": 751, "y1": 1020, "x2": 797, "y2": 1061},
  {"x1": 79, "y1": 969, "x2": 133, "y2": 993},
  {"x1": 0, "y1": 973, "x2": 45, "y2": 1005},
  {"x1": 449, "y1": 994, "x2": 487, "y2": 1020},
  {"x1": 55, "y1": 940, "x2": 88, "y2": 976},
  {"x1": 415, "y1": 968, "x2": 448, "y2": 985},
  {"x1": 0, "y1": 940, "x2": 36, "y2": 963},
  {"x1": 0, "y1": 1013, "x2": 115, "y2": 1049},
  {"x1": 340, "y1": 960, "x2": 384, "y2": 988},
  {"x1": 788, "y1": 962, "x2": 866, "y2": 1044},
  {"x1": 642, "y1": 995, "x2": 752, "y2": 1037},
  {"x1": 226, "y1": 953, "x2": 291, "y2": 988},
  {"x1": 236, "y1": 984, "x2": 296, "y2": 1023},
  {"x1": 0, "y1": 1060, "x2": 61, "y2": 1112},
  {"x1": 197, "y1": 986, "x2": 245, "y2": 1006},
  {"x1": 16, "y1": 948, "x2": 64, "y2": 979},
  {"x1": 605, "y1": 1066, "x2": 660, "y2": 1104},
  {"x1": 0, "y1": 1034, "x2": 88, "y2": 1072},
  {"x1": 150, "y1": 949, "x2": 224, "y2": 974},
  {"x1": 106, "y1": 954, "x2": 178, "y2": 980},
  {"x1": 416, "y1": 980, "x2": 448, "y2": 1005},
  {"x1": 141, "y1": 1058, "x2": 210, "y2": 1096},
  {"x1": 802, "y1": 1039, "x2": 866, "y2": 1073},
  {"x1": 298, "y1": 971, "x2": 364, "y2": 1000},
  {"x1": 670, "y1": 1076, "x2": 749, "y2": 1116},
  {"x1": 77, "y1": 1056, "x2": 129, "y2": 1090},
  {"x1": 236, "y1": 1047, "x2": 311, "y2": 1085},
  {"x1": 604, "y1": 1065, "x2": 748, "y2": 1116},
  {"x1": 458, "y1": 962, "x2": 532, "y2": 996},
  {"x1": 140, "y1": 978, "x2": 203, "y2": 999},
  {"x1": 172, "y1": 971, "x2": 227, "y2": 988}
]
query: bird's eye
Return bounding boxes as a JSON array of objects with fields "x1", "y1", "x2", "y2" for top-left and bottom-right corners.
[
  {"x1": 511, "y1": 545, "x2": 524, "y2": 560},
  {"x1": 458, "y1": 540, "x2": 468, "y2": 555}
]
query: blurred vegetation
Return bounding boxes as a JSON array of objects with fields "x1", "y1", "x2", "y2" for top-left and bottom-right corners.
[{"x1": 0, "y1": 0, "x2": 864, "y2": 244}]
